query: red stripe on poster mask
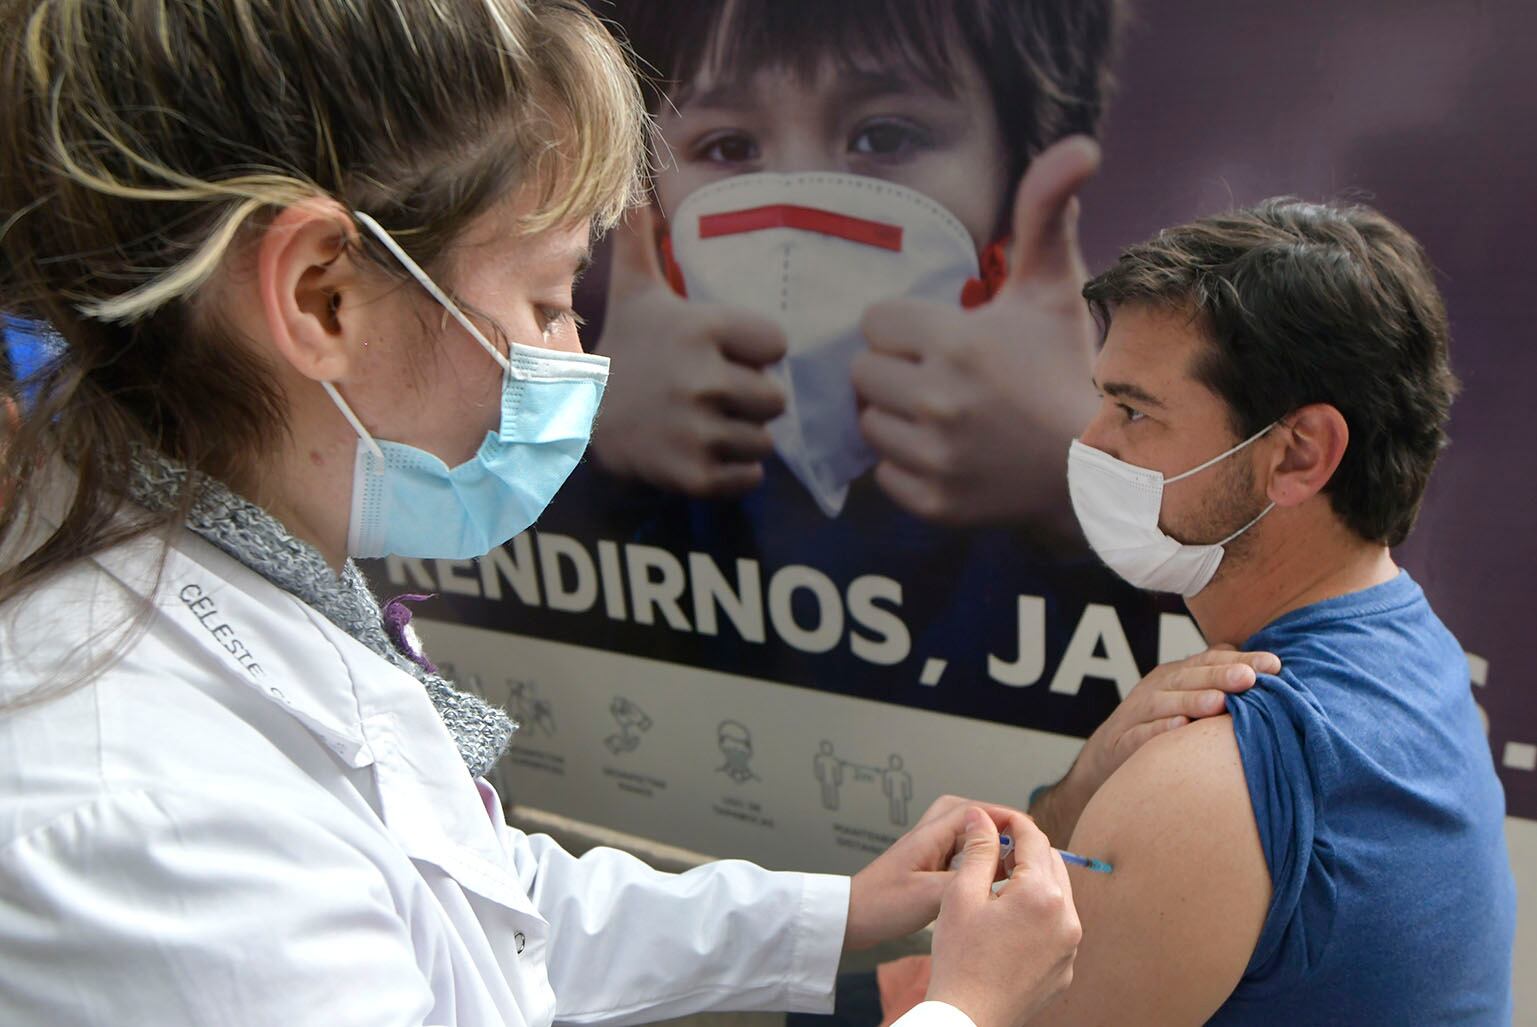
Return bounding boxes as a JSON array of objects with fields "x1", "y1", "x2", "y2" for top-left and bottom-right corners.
[{"x1": 698, "y1": 204, "x2": 904, "y2": 252}]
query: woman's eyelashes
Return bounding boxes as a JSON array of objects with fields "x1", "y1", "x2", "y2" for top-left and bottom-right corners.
[{"x1": 538, "y1": 307, "x2": 584, "y2": 344}]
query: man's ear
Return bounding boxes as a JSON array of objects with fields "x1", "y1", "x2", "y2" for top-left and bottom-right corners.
[
  {"x1": 256, "y1": 199, "x2": 371, "y2": 384},
  {"x1": 1264, "y1": 403, "x2": 1349, "y2": 509}
]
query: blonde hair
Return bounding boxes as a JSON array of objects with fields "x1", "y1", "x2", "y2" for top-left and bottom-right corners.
[{"x1": 0, "y1": 0, "x2": 645, "y2": 613}]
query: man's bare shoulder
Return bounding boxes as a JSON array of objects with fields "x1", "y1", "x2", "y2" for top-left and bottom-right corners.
[
  {"x1": 1031, "y1": 716, "x2": 1272, "y2": 1026},
  {"x1": 1078, "y1": 714, "x2": 1261, "y2": 860}
]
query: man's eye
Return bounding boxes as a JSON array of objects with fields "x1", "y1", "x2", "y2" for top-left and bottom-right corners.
[
  {"x1": 1118, "y1": 404, "x2": 1146, "y2": 424},
  {"x1": 692, "y1": 131, "x2": 760, "y2": 165},
  {"x1": 849, "y1": 118, "x2": 930, "y2": 159}
]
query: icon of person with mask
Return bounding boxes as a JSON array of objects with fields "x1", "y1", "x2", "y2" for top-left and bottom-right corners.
[{"x1": 716, "y1": 720, "x2": 760, "y2": 783}]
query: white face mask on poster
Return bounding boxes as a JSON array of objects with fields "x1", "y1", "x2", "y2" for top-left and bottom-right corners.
[
  {"x1": 1067, "y1": 422, "x2": 1278, "y2": 598},
  {"x1": 668, "y1": 172, "x2": 981, "y2": 517}
]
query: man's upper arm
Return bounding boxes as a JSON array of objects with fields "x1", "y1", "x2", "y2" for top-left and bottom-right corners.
[{"x1": 1031, "y1": 715, "x2": 1271, "y2": 1026}]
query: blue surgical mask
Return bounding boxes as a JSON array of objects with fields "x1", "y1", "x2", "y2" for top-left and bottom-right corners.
[{"x1": 321, "y1": 211, "x2": 609, "y2": 560}]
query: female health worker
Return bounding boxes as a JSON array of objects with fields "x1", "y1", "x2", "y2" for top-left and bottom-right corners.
[{"x1": 0, "y1": 2, "x2": 1251, "y2": 1025}]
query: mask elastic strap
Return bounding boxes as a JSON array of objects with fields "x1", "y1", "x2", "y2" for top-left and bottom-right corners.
[
  {"x1": 352, "y1": 210, "x2": 513, "y2": 374},
  {"x1": 1166, "y1": 420, "x2": 1280, "y2": 484},
  {"x1": 322, "y1": 380, "x2": 385, "y2": 461},
  {"x1": 1217, "y1": 501, "x2": 1276, "y2": 546}
]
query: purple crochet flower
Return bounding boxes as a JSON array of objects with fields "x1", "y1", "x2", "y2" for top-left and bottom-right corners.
[{"x1": 382, "y1": 593, "x2": 438, "y2": 674}]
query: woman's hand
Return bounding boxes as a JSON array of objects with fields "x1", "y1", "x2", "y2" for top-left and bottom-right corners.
[
  {"x1": 926, "y1": 809, "x2": 1080, "y2": 1027},
  {"x1": 846, "y1": 795, "x2": 1031, "y2": 952}
]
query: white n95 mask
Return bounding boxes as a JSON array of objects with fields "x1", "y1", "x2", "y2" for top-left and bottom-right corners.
[
  {"x1": 1067, "y1": 423, "x2": 1277, "y2": 597},
  {"x1": 668, "y1": 173, "x2": 981, "y2": 516},
  {"x1": 322, "y1": 211, "x2": 609, "y2": 560}
]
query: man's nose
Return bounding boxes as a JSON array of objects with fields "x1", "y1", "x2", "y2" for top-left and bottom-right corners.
[{"x1": 1078, "y1": 404, "x2": 1118, "y2": 457}]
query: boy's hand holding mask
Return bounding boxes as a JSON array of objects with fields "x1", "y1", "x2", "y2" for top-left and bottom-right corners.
[
  {"x1": 853, "y1": 137, "x2": 1102, "y2": 530},
  {"x1": 590, "y1": 205, "x2": 790, "y2": 498}
]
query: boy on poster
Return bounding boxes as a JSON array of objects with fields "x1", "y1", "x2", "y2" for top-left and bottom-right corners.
[{"x1": 519, "y1": 0, "x2": 1166, "y2": 734}]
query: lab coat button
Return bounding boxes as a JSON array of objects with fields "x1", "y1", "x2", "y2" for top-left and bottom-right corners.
[{"x1": 514, "y1": 931, "x2": 526, "y2": 954}]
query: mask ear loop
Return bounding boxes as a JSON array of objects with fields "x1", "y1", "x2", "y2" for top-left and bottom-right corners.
[
  {"x1": 321, "y1": 380, "x2": 385, "y2": 461},
  {"x1": 321, "y1": 211, "x2": 518, "y2": 462},
  {"x1": 1216, "y1": 500, "x2": 1276, "y2": 546},
  {"x1": 1165, "y1": 420, "x2": 1280, "y2": 484},
  {"x1": 1183, "y1": 419, "x2": 1284, "y2": 545},
  {"x1": 352, "y1": 211, "x2": 513, "y2": 375}
]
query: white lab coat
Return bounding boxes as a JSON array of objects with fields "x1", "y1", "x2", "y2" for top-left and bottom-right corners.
[{"x1": 0, "y1": 515, "x2": 888, "y2": 1027}]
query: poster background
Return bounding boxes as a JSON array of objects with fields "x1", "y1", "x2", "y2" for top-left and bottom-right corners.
[{"x1": 376, "y1": 0, "x2": 1535, "y2": 1016}]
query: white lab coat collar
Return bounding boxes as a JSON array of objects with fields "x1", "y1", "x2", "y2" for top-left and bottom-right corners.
[
  {"x1": 87, "y1": 526, "x2": 376, "y2": 764},
  {"x1": 89, "y1": 523, "x2": 545, "y2": 924}
]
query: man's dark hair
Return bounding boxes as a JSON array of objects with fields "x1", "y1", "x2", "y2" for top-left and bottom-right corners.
[
  {"x1": 599, "y1": 0, "x2": 1123, "y2": 199},
  {"x1": 1083, "y1": 199, "x2": 1459, "y2": 547}
]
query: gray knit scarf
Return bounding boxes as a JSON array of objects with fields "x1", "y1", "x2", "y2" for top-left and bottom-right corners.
[{"x1": 127, "y1": 451, "x2": 515, "y2": 777}]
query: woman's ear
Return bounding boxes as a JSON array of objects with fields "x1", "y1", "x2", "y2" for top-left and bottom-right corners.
[
  {"x1": 1265, "y1": 403, "x2": 1349, "y2": 509},
  {"x1": 256, "y1": 199, "x2": 372, "y2": 384}
]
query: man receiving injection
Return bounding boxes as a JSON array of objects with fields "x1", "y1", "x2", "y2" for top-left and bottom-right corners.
[{"x1": 1018, "y1": 199, "x2": 1515, "y2": 1025}]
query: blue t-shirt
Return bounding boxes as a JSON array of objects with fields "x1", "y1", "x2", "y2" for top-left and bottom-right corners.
[{"x1": 1213, "y1": 571, "x2": 1515, "y2": 1024}]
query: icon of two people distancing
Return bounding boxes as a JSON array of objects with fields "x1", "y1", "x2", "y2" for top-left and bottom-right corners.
[{"x1": 814, "y1": 740, "x2": 912, "y2": 826}]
